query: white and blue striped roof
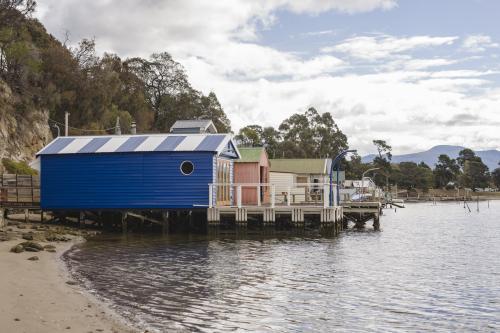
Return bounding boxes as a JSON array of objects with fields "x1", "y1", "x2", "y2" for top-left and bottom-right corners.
[{"x1": 37, "y1": 134, "x2": 240, "y2": 158}]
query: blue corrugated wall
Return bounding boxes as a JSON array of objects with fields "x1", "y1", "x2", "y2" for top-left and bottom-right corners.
[{"x1": 40, "y1": 152, "x2": 216, "y2": 209}]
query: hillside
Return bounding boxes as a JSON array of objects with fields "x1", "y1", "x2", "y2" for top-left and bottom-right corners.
[
  {"x1": 0, "y1": 79, "x2": 51, "y2": 161},
  {"x1": 362, "y1": 145, "x2": 500, "y2": 170},
  {"x1": 0, "y1": 3, "x2": 230, "y2": 166}
]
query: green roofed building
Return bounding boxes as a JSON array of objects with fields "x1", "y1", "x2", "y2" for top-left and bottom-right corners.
[{"x1": 269, "y1": 158, "x2": 345, "y2": 204}]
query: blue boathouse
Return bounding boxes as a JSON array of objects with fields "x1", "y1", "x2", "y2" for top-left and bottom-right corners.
[{"x1": 36, "y1": 133, "x2": 240, "y2": 210}]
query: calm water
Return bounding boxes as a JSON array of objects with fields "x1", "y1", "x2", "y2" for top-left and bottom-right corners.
[{"x1": 64, "y1": 201, "x2": 500, "y2": 332}]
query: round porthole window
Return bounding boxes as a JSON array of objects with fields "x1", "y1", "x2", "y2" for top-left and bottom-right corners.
[{"x1": 180, "y1": 161, "x2": 194, "y2": 175}]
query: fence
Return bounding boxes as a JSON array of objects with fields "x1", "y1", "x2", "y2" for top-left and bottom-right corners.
[
  {"x1": 0, "y1": 174, "x2": 40, "y2": 206},
  {"x1": 209, "y1": 183, "x2": 338, "y2": 208}
]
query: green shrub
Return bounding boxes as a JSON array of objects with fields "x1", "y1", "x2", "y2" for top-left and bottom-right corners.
[{"x1": 1, "y1": 158, "x2": 38, "y2": 175}]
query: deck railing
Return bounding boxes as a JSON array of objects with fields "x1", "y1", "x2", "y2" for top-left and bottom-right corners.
[
  {"x1": 0, "y1": 174, "x2": 40, "y2": 207},
  {"x1": 208, "y1": 183, "x2": 338, "y2": 208}
]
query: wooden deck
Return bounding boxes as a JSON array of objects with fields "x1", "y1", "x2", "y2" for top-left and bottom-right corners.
[
  {"x1": 207, "y1": 205, "x2": 344, "y2": 234},
  {"x1": 342, "y1": 201, "x2": 382, "y2": 229}
]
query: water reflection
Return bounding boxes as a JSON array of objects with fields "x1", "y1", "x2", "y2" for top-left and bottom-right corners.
[{"x1": 65, "y1": 201, "x2": 500, "y2": 332}]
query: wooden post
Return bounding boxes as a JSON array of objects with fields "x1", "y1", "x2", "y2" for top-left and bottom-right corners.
[
  {"x1": 121, "y1": 212, "x2": 127, "y2": 233},
  {"x1": 79, "y1": 211, "x2": 85, "y2": 228},
  {"x1": 162, "y1": 211, "x2": 169, "y2": 234},
  {"x1": 323, "y1": 184, "x2": 329, "y2": 208},
  {"x1": 271, "y1": 185, "x2": 276, "y2": 208},
  {"x1": 257, "y1": 185, "x2": 261, "y2": 207},
  {"x1": 373, "y1": 212, "x2": 380, "y2": 231},
  {"x1": 188, "y1": 210, "x2": 193, "y2": 231},
  {"x1": 209, "y1": 184, "x2": 213, "y2": 208},
  {"x1": 40, "y1": 211, "x2": 44, "y2": 223},
  {"x1": 237, "y1": 185, "x2": 242, "y2": 208},
  {"x1": 333, "y1": 184, "x2": 338, "y2": 207}
]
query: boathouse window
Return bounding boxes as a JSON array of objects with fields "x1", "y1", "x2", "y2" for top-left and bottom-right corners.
[{"x1": 180, "y1": 161, "x2": 194, "y2": 175}]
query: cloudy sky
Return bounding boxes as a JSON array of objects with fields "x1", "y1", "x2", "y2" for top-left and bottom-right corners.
[{"x1": 35, "y1": 0, "x2": 500, "y2": 155}]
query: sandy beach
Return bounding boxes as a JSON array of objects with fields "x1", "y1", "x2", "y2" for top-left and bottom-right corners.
[{"x1": 0, "y1": 222, "x2": 136, "y2": 333}]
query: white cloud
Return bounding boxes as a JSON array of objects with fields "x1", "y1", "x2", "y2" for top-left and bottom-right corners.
[
  {"x1": 323, "y1": 35, "x2": 458, "y2": 60},
  {"x1": 462, "y1": 34, "x2": 499, "y2": 52},
  {"x1": 33, "y1": 0, "x2": 500, "y2": 154},
  {"x1": 382, "y1": 58, "x2": 458, "y2": 71},
  {"x1": 189, "y1": 64, "x2": 500, "y2": 153},
  {"x1": 278, "y1": 0, "x2": 397, "y2": 14},
  {"x1": 298, "y1": 30, "x2": 337, "y2": 37}
]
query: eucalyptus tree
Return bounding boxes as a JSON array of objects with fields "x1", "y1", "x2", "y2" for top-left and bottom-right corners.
[{"x1": 433, "y1": 154, "x2": 460, "y2": 188}]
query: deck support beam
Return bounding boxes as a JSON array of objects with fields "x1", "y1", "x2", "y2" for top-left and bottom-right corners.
[
  {"x1": 121, "y1": 212, "x2": 128, "y2": 233},
  {"x1": 0, "y1": 208, "x2": 4, "y2": 228},
  {"x1": 79, "y1": 211, "x2": 85, "y2": 228},
  {"x1": 162, "y1": 211, "x2": 170, "y2": 234},
  {"x1": 235, "y1": 208, "x2": 248, "y2": 227},
  {"x1": 263, "y1": 208, "x2": 275, "y2": 226},
  {"x1": 207, "y1": 208, "x2": 220, "y2": 226},
  {"x1": 291, "y1": 208, "x2": 304, "y2": 227}
]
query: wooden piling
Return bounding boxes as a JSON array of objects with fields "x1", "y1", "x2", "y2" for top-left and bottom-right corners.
[
  {"x1": 79, "y1": 211, "x2": 85, "y2": 228},
  {"x1": 121, "y1": 212, "x2": 128, "y2": 233},
  {"x1": 161, "y1": 211, "x2": 169, "y2": 234}
]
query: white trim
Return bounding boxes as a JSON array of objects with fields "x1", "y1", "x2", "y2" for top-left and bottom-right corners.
[{"x1": 36, "y1": 133, "x2": 239, "y2": 156}]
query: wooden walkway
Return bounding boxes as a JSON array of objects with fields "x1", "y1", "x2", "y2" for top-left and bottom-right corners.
[
  {"x1": 0, "y1": 174, "x2": 41, "y2": 226},
  {"x1": 0, "y1": 174, "x2": 40, "y2": 209}
]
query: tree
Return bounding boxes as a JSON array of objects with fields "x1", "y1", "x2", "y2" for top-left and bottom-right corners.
[
  {"x1": 199, "y1": 92, "x2": 231, "y2": 133},
  {"x1": 261, "y1": 126, "x2": 281, "y2": 159},
  {"x1": 235, "y1": 125, "x2": 263, "y2": 147},
  {"x1": 0, "y1": 2, "x2": 41, "y2": 98},
  {"x1": 345, "y1": 153, "x2": 371, "y2": 180},
  {"x1": 457, "y1": 149, "x2": 490, "y2": 190},
  {"x1": 492, "y1": 166, "x2": 500, "y2": 189},
  {"x1": 373, "y1": 139, "x2": 392, "y2": 161},
  {"x1": 457, "y1": 148, "x2": 477, "y2": 168},
  {"x1": 126, "y1": 52, "x2": 191, "y2": 126},
  {"x1": 279, "y1": 107, "x2": 348, "y2": 158},
  {"x1": 372, "y1": 139, "x2": 392, "y2": 187},
  {"x1": 391, "y1": 162, "x2": 433, "y2": 191},
  {"x1": 433, "y1": 154, "x2": 460, "y2": 188}
]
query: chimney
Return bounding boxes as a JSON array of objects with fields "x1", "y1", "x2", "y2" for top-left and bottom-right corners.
[{"x1": 130, "y1": 121, "x2": 137, "y2": 135}]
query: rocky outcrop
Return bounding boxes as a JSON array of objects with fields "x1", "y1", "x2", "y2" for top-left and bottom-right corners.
[{"x1": 0, "y1": 80, "x2": 52, "y2": 167}]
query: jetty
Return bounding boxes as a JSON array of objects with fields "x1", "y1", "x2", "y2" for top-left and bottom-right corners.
[
  {"x1": 342, "y1": 201, "x2": 382, "y2": 229},
  {"x1": 207, "y1": 182, "x2": 344, "y2": 232},
  {"x1": 0, "y1": 173, "x2": 385, "y2": 232},
  {"x1": 3, "y1": 121, "x2": 387, "y2": 233}
]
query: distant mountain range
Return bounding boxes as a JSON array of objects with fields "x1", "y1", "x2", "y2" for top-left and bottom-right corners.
[{"x1": 362, "y1": 145, "x2": 500, "y2": 171}]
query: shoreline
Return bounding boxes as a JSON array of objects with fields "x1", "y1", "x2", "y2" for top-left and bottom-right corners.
[{"x1": 0, "y1": 222, "x2": 137, "y2": 333}]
